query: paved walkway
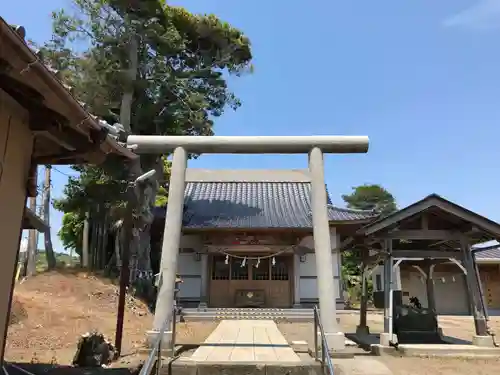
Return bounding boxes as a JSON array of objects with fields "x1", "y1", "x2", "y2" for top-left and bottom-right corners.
[{"x1": 189, "y1": 319, "x2": 301, "y2": 362}]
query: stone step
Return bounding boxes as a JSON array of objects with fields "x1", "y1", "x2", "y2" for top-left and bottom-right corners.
[
  {"x1": 168, "y1": 358, "x2": 323, "y2": 375},
  {"x1": 182, "y1": 315, "x2": 314, "y2": 321},
  {"x1": 183, "y1": 308, "x2": 357, "y2": 314},
  {"x1": 180, "y1": 308, "x2": 367, "y2": 322},
  {"x1": 181, "y1": 308, "x2": 315, "y2": 321},
  {"x1": 184, "y1": 308, "x2": 311, "y2": 315}
]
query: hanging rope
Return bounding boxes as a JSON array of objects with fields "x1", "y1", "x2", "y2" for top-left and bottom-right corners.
[
  {"x1": 215, "y1": 248, "x2": 292, "y2": 261},
  {"x1": 419, "y1": 274, "x2": 462, "y2": 284}
]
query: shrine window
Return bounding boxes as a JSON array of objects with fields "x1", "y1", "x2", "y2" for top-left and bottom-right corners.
[
  {"x1": 271, "y1": 257, "x2": 289, "y2": 280},
  {"x1": 231, "y1": 258, "x2": 249, "y2": 280},
  {"x1": 211, "y1": 256, "x2": 229, "y2": 280},
  {"x1": 252, "y1": 258, "x2": 270, "y2": 280}
]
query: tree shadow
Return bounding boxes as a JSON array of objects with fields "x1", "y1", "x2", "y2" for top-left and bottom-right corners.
[
  {"x1": 153, "y1": 199, "x2": 265, "y2": 229},
  {"x1": 153, "y1": 199, "x2": 266, "y2": 230},
  {"x1": 183, "y1": 199, "x2": 264, "y2": 228}
]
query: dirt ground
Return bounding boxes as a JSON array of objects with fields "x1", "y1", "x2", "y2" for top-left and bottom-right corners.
[
  {"x1": 7, "y1": 274, "x2": 500, "y2": 375},
  {"x1": 5, "y1": 270, "x2": 215, "y2": 365}
]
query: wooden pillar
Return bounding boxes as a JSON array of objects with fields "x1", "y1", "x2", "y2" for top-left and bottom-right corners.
[
  {"x1": 383, "y1": 241, "x2": 393, "y2": 334},
  {"x1": 460, "y1": 237, "x2": 488, "y2": 336},
  {"x1": 198, "y1": 253, "x2": 209, "y2": 310},
  {"x1": 424, "y1": 262, "x2": 436, "y2": 312},
  {"x1": 474, "y1": 260, "x2": 489, "y2": 321},
  {"x1": 380, "y1": 240, "x2": 397, "y2": 346},
  {"x1": 357, "y1": 249, "x2": 370, "y2": 335},
  {"x1": 293, "y1": 252, "x2": 302, "y2": 307}
]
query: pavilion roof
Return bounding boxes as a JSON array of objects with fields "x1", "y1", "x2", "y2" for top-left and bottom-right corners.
[{"x1": 341, "y1": 194, "x2": 500, "y2": 252}]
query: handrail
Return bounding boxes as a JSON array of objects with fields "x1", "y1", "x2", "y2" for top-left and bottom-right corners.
[
  {"x1": 140, "y1": 302, "x2": 178, "y2": 375},
  {"x1": 313, "y1": 305, "x2": 335, "y2": 375}
]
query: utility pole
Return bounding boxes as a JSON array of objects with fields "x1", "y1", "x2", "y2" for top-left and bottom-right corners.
[
  {"x1": 25, "y1": 170, "x2": 38, "y2": 277},
  {"x1": 82, "y1": 212, "x2": 90, "y2": 267},
  {"x1": 43, "y1": 166, "x2": 57, "y2": 269}
]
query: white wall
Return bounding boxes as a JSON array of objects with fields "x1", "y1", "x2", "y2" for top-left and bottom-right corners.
[
  {"x1": 370, "y1": 264, "x2": 402, "y2": 292},
  {"x1": 177, "y1": 235, "x2": 203, "y2": 299},
  {"x1": 400, "y1": 269, "x2": 469, "y2": 314},
  {"x1": 400, "y1": 270, "x2": 427, "y2": 306},
  {"x1": 297, "y1": 228, "x2": 342, "y2": 301},
  {"x1": 177, "y1": 231, "x2": 344, "y2": 304}
]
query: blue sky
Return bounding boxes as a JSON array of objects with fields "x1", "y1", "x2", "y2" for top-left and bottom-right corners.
[{"x1": 5, "y1": 0, "x2": 500, "y2": 253}]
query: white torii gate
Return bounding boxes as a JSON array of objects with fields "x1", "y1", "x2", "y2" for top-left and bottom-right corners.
[{"x1": 126, "y1": 135, "x2": 369, "y2": 350}]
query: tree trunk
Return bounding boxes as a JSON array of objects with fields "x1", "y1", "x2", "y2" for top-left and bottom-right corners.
[
  {"x1": 89, "y1": 213, "x2": 98, "y2": 270},
  {"x1": 117, "y1": 30, "x2": 165, "y2": 286},
  {"x1": 128, "y1": 158, "x2": 162, "y2": 281},
  {"x1": 43, "y1": 166, "x2": 57, "y2": 270},
  {"x1": 101, "y1": 214, "x2": 109, "y2": 269},
  {"x1": 118, "y1": 32, "x2": 157, "y2": 281}
]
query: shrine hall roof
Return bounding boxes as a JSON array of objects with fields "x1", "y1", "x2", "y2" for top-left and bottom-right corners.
[
  {"x1": 155, "y1": 169, "x2": 378, "y2": 229},
  {"x1": 474, "y1": 246, "x2": 500, "y2": 263}
]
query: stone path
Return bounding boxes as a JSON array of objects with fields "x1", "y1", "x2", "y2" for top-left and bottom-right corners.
[{"x1": 189, "y1": 319, "x2": 301, "y2": 362}]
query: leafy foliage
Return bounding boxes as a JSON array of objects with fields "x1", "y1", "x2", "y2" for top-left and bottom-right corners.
[
  {"x1": 58, "y1": 212, "x2": 85, "y2": 256},
  {"x1": 48, "y1": 0, "x2": 253, "y2": 255},
  {"x1": 342, "y1": 184, "x2": 397, "y2": 217},
  {"x1": 341, "y1": 184, "x2": 398, "y2": 305}
]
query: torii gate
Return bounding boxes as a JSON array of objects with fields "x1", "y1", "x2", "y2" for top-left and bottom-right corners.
[{"x1": 126, "y1": 135, "x2": 369, "y2": 350}]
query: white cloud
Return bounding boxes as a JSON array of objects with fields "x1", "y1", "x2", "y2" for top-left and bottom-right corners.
[{"x1": 443, "y1": 0, "x2": 500, "y2": 30}]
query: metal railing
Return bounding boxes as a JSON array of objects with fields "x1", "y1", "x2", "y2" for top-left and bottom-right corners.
[
  {"x1": 139, "y1": 305, "x2": 177, "y2": 375},
  {"x1": 313, "y1": 305, "x2": 335, "y2": 375}
]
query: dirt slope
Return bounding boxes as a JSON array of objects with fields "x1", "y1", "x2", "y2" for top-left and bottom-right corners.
[{"x1": 5, "y1": 270, "x2": 153, "y2": 364}]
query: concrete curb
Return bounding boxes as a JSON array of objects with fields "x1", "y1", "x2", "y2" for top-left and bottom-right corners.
[
  {"x1": 166, "y1": 359, "x2": 324, "y2": 375},
  {"x1": 371, "y1": 343, "x2": 500, "y2": 358}
]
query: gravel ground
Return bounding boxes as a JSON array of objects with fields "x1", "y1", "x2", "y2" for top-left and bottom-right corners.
[
  {"x1": 380, "y1": 356, "x2": 500, "y2": 375},
  {"x1": 278, "y1": 313, "x2": 500, "y2": 375}
]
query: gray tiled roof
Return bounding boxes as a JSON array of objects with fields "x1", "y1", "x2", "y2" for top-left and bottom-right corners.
[
  {"x1": 474, "y1": 247, "x2": 500, "y2": 261},
  {"x1": 155, "y1": 179, "x2": 378, "y2": 229}
]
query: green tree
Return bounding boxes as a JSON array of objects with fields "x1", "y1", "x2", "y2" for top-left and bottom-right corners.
[
  {"x1": 47, "y1": 0, "x2": 253, "y2": 276},
  {"x1": 341, "y1": 184, "x2": 397, "y2": 305},
  {"x1": 58, "y1": 212, "x2": 85, "y2": 257},
  {"x1": 342, "y1": 184, "x2": 397, "y2": 217}
]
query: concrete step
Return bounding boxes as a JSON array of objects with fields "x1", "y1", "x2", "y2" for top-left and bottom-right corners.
[
  {"x1": 181, "y1": 308, "x2": 316, "y2": 321},
  {"x1": 180, "y1": 308, "x2": 368, "y2": 322},
  {"x1": 168, "y1": 357, "x2": 323, "y2": 375}
]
